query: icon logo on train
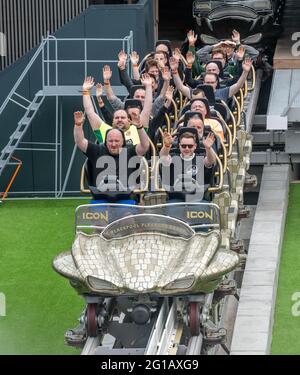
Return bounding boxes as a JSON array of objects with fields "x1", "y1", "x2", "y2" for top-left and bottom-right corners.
[
  {"x1": 82, "y1": 211, "x2": 109, "y2": 223},
  {"x1": 0, "y1": 293, "x2": 6, "y2": 317},
  {"x1": 291, "y1": 292, "x2": 300, "y2": 317},
  {"x1": 186, "y1": 210, "x2": 214, "y2": 221},
  {"x1": 291, "y1": 32, "x2": 300, "y2": 57},
  {"x1": 0, "y1": 33, "x2": 6, "y2": 57}
]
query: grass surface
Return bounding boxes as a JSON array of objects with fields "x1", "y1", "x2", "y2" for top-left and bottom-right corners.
[
  {"x1": 0, "y1": 199, "x2": 89, "y2": 354},
  {"x1": 272, "y1": 184, "x2": 300, "y2": 354}
]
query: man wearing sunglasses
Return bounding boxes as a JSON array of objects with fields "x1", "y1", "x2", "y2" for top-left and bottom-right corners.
[{"x1": 159, "y1": 131, "x2": 216, "y2": 202}]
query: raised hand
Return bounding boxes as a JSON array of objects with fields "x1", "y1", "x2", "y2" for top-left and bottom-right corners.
[
  {"x1": 118, "y1": 50, "x2": 127, "y2": 69},
  {"x1": 203, "y1": 132, "x2": 215, "y2": 149},
  {"x1": 163, "y1": 132, "x2": 174, "y2": 148},
  {"x1": 161, "y1": 66, "x2": 171, "y2": 81},
  {"x1": 169, "y1": 56, "x2": 179, "y2": 71},
  {"x1": 236, "y1": 45, "x2": 246, "y2": 61},
  {"x1": 130, "y1": 51, "x2": 139, "y2": 65},
  {"x1": 82, "y1": 76, "x2": 95, "y2": 91},
  {"x1": 224, "y1": 40, "x2": 236, "y2": 48},
  {"x1": 130, "y1": 108, "x2": 141, "y2": 127},
  {"x1": 187, "y1": 30, "x2": 198, "y2": 46},
  {"x1": 74, "y1": 111, "x2": 85, "y2": 126},
  {"x1": 173, "y1": 48, "x2": 181, "y2": 62},
  {"x1": 165, "y1": 85, "x2": 174, "y2": 106},
  {"x1": 95, "y1": 83, "x2": 103, "y2": 98},
  {"x1": 140, "y1": 73, "x2": 152, "y2": 87},
  {"x1": 103, "y1": 65, "x2": 112, "y2": 81},
  {"x1": 186, "y1": 51, "x2": 195, "y2": 65},
  {"x1": 232, "y1": 29, "x2": 241, "y2": 45},
  {"x1": 242, "y1": 57, "x2": 253, "y2": 73}
]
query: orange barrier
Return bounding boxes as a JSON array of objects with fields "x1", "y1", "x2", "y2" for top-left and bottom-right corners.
[{"x1": 1, "y1": 156, "x2": 22, "y2": 200}]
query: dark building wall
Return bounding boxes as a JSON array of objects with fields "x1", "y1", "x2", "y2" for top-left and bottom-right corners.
[{"x1": 0, "y1": 0, "x2": 155, "y2": 196}]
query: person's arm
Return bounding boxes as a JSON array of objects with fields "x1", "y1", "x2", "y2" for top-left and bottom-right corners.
[
  {"x1": 82, "y1": 77, "x2": 104, "y2": 131},
  {"x1": 158, "y1": 66, "x2": 171, "y2": 99},
  {"x1": 228, "y1": 58, "x2": 252, "y2": 98},
  {"x1": 231, "y1": 29, "x2": 259, "y2": 62},
  {"x1": 117, "y1": 50, "x2": 134, "y2": 93},
  {"x1": 130, "y1": 109, "x2": 150, "y2": 156},
  {"x1": 140, "y1": 73, "x2": 153, "y2": 129},
  {"x1": 102, "y1": 65, "x2": 124, "y2": 111},
  {"x1": 73, "y1": 111, "x2": 88, "y2": 153},
  {"x1": 187, "y1": 30, "x2": 203, "y2": 76},
  {"x1": 226, "y1": 45, "x2": 245, "y2": 77},
  {"x1": 203, "y1": 132, "x2": 216, "y2": 167},
  {"x1": 159, "y1": 132, "x2": 173, "y2": 164},
  {"x1": 169, "y1": 57, "x2": 191, "y2": 99},
  {"x1": 148, "y1": 85, "x2": 174, "y2": 141},
  {"x1": 118, "y1": 68, "x2": 134, "y2": 93},
  {"x1": 185, "y1": 52, "x2": 201, "y2": 88},
  {"x1": 103, "y1": 65, "x2": 117, "y2": 103},
  {"x1": 130, "y1": 51, "x2": 141, "y2": 81},
  {"x1": 195, "y1": 45, "x2": 213, "y2": 63},
  {"x1": 150, "y1": 67, "x2": 171, "y2": 117},
  {"x1": 95, "y1": 83, "x2": 113, "y2": 124},
  {"x1": 242, "y1": 45, "x2": 259, "y2": 62}
]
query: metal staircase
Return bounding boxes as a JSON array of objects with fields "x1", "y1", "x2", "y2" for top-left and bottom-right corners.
[
  {"x1": 0, "y1": 40, "x2": 47, "y2": 178},
  {"x1": 0, "y1": 33, "x2": 133, "y2": 197},
  {"x1": 0, "y1": 95, "x2": 45, "y2": 176}
]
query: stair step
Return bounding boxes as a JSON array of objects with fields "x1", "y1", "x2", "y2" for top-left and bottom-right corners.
[
  {"x1": 10, "y1": 131, "x2": 24, "y2": 140},
  {"x1": 2, "y1": 146, "x2": 15, "y2": 154},
  {"x1": 18, "y1": 117, "x2": 31, "y2": 125},
  {"x1": 0, "y1": 152, "x2": 10, "y2": 160},
  {"x1": 29, "y1": 102, "x2": 41, "y2": 111}
]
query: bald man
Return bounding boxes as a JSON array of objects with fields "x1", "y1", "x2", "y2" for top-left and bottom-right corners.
[{"x1": 74, "y1": 110, "x2": 149, "y2": 203}]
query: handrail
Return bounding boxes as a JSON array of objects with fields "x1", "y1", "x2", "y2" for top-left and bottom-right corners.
[
  {"x1": 44, "y1": 33, "x2": 134, "y2": 86},
  {"x1": 164, "y1": 113, "x2": 171, "y2": 134},
  {"x1": 0, "y1": 40, "x2": 47, "y2": 115},
  {"x1": 208, "y1": 152, "x2": 224, "y2": 193},
  {"x1": 248, "y1": 64, "x2": 256, "y2": 91},
  {"x1": 232, "y1": 95, "x2": 241, "y2": 128},
  {"x1": 216, "y1": 110, "x2": 233, "y2": 157},
  {"x1": 221, "y1": 100, "x2": 237, "y2": 145}
]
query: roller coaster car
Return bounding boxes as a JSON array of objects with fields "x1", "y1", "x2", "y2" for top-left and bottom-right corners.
[
  {"x1": 53, "y1": 203, "x2": 239, "y2": 296},
  {"x1": 193, "y1": 0, "x2": 278, "y2": 35},
  {"x1": 53, "y1": 203, "x2": 239, "y2": 341}
]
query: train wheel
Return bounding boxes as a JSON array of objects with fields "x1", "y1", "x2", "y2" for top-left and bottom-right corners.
[
  {"x1": 189, "y1": 302, "x2": 200, "y2": 336},
  {"x1": 86, "y1": 303, "x2": 97, "y2": 337}
]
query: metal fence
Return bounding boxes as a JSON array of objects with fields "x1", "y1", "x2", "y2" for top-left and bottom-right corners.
[{"x1": 0, "y1": 0, "x2": 89, "y2": 70}]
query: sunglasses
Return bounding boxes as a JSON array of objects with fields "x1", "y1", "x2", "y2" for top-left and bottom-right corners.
[
  {"x1": 180, "y1": 144, "x2": 194, "y2": 149},
  {"x1": 205, "y1": 81, "x2": 217, "y2": 84}
]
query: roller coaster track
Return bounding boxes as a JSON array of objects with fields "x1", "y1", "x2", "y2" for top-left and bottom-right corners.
[{"x1": 80, "y1": 69, "x2": 262, "y2": 356}]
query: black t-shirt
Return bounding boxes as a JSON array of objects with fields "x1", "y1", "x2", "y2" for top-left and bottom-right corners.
[
  {"x1": 160, "y1": 153, "x2": 213, "y2": 192},
  {"x1": 215, "y1": 87, "x2": 230, "y2": 102},
  {"x1": 84, "y1": 142, "x2": 139, "y2": 190}
]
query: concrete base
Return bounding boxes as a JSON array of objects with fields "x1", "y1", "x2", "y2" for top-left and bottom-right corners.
[{"x1": 230, "y1": 165, "x2": 290, "y2": 355}]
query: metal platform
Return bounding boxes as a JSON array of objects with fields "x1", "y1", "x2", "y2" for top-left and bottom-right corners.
[{"x1": 267, "y1": 69, "x2": 300, "y2": 123}]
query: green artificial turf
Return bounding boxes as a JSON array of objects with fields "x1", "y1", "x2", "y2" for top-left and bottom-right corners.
[
  {"x1": 0, "y1": 199, "x2": 89, "y2": 354},
  {"x1": 271, "y1": 184, "x2": 300, "y2": 354}
]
